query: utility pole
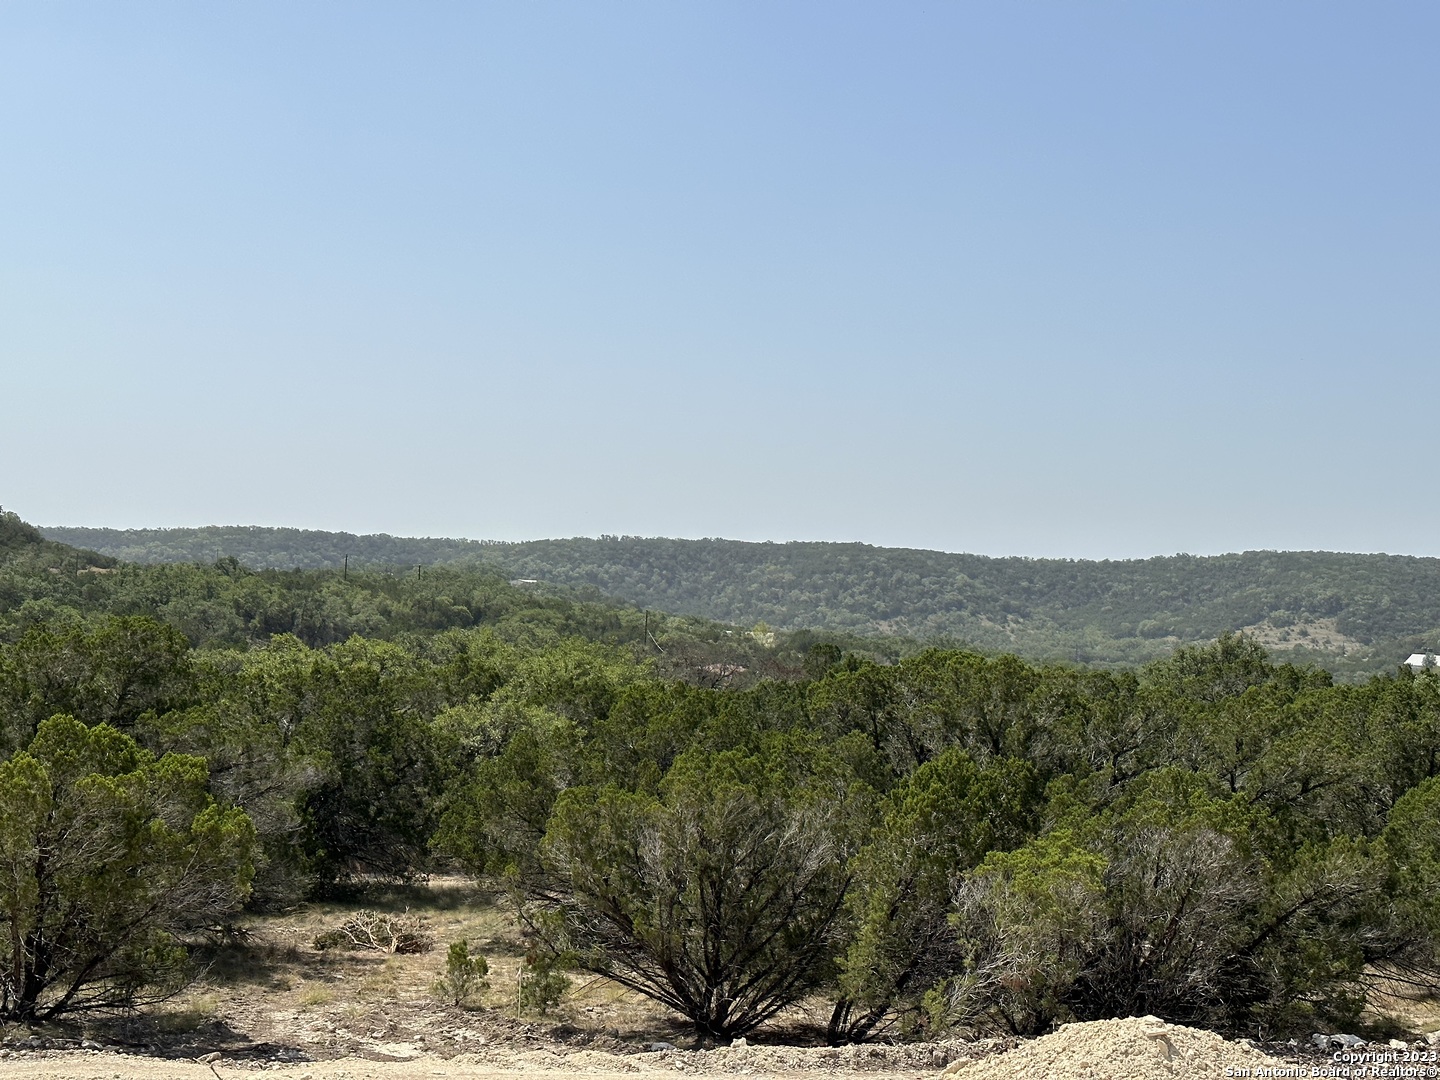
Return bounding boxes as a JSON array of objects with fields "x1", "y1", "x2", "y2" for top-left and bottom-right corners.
[{"x1": 343, "y1": 554, "x2": 349, "y2": 580}]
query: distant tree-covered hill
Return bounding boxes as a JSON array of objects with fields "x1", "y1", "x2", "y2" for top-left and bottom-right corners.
[
  {"x1": 42, "y1": 524, "x2": 1440, "y2": 678},
  {"x1": 5, "y1": 511, "x2": 862, "y2": 684}
]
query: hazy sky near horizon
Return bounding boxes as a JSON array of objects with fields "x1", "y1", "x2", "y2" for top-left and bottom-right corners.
[{"x1": 2, "y1": 3, "x2": 1437, "y2": 559}]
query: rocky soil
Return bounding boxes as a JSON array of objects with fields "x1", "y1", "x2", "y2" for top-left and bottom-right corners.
[{"x1": 0, "y1": 1017, "x2": 1381, "y2": 1080}]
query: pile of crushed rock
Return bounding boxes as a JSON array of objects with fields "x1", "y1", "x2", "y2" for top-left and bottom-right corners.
[{"x1": 939, "y1": 1017, "x2": 1297, "y2": 1080}]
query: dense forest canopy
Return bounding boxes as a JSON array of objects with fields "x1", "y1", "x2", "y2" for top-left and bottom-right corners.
[{"x1": 45, "y1": 523, "x2": 1440, "y2": 679}]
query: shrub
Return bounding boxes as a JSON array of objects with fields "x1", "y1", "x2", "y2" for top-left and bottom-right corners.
[
  {"x1": 931, "y1": 769, "x2": 1408, "y2": 1036},
  {"x1": 517, "y1": 950, "x2": 569, "y2": 1015},
  {"x1": 833, "y1": 750, "x2": 1041, "y2": 1041},
  {"x1": 0, "y1": 715, "x2": 256, "y2": 1023},
  {"x1": 534, "y1": 735, "x2": 870, "y2": 1038},
  {"x1": 433, "y1": 939, "x2": 489, "y2": 1006}
]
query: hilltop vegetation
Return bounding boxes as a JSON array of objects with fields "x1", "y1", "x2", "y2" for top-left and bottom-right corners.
[
  {"x1": 45, "y1": 524, "x2": 1440, "y2": 678},
  {"x1": 5, "y1": 511, "x2": 869, "y2": 681}
]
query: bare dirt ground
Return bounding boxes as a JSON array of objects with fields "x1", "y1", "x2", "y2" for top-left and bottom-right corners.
[
  {"x1": 0, "y1": 1049, "x2": 975, "y2": 1080},
  {"x1": 1240, "y1": 616, "x2": 1369, "y2": 655},
  {"x1": 1, "y1": 1022, "x2": 1411, "y2": 1080},
  {"x1": 2, "y1": 879, "x2": 1436, "y2": 1080}
]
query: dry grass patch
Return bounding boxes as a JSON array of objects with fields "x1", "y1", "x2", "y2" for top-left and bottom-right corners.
[
  {"x1": 1363, "y1": 970, "x2": 1440, "y2": 1040},
  {"x1": 297, "y1": 985, "x2": 334, "y2": 1009},
  {"x1": 139, "y1": 875, "x2": 675, "y2": 1058}
]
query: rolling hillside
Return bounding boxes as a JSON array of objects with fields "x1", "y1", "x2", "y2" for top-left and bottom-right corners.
[{"x1": 42, "y1": 525, "x2": 1440, "y2": 677}]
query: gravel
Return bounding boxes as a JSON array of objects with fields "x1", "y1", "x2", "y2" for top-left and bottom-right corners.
[{"x1": 939, "y1": 1017, "x2": 1298, "y2": 1080}]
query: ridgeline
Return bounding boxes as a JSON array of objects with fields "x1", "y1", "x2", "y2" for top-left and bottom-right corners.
[{"x1": 42, "y1": 523, "x2": 1440, "y2": 678}]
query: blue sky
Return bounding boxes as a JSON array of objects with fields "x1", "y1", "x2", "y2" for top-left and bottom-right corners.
[{"x1": 2, "y1": 2, "x2": 1436, "y2": 558}]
